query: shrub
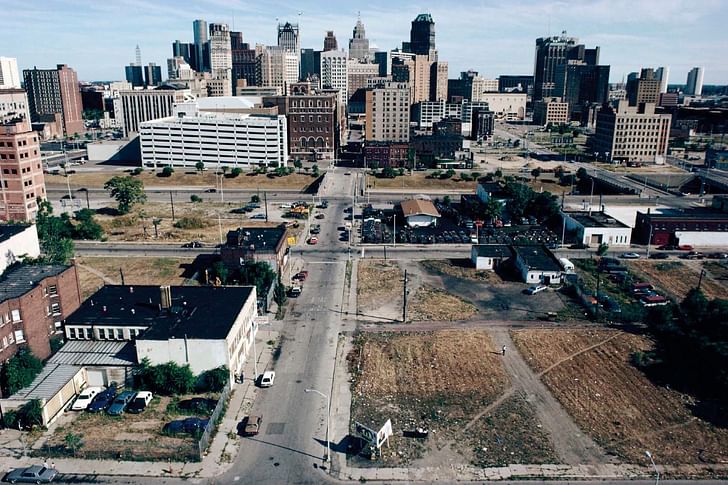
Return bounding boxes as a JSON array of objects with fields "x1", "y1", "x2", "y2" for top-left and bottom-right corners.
[
  {"x1": 131, "y1": 167, "x2": 143, "y2": 176},
  {"x1": 196, "y1": 366, "x2": 229, "y2": 393},
  {"x1": 230, "y1": 167, "x2": 243, "y2": 178},
  {"x1": 1, "y1": 349, "x2": 43, "y2": 396},
  {"x1": 190, "y1": 195, "x2": 202, "y2": 203},
  {"x1": 173, "y1": 215, "x2": 209, "y2": 229},
  {"x1": 135, "y1": 358, "x2": 195, "y2": 395},
  {"x1": 161, "y1": 166, "x2": 174, "y2": 177}
]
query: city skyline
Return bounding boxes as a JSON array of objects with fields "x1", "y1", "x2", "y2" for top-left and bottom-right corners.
[{"x1": 3, "y1": 0, "x2": 726, "y2": 84}]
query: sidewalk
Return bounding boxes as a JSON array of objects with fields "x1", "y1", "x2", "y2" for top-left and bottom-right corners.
[{"x1": 0, "y1": 329, "x2": 278, "y2": 479}]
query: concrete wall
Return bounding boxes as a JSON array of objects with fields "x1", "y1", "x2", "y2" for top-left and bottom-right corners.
[
  {"x1": 675, "y1": 231, "x2": 728, "y2": 247},
  {"x1": 136, "y1": 338, "x2": 228, "y2": 376},
  {"x1": 0, "y1": 225, "x2": 39, "y2": 273}
]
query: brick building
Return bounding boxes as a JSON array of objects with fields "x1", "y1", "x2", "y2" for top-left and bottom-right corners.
[
  {"x1": 633, "y1": 209, "x2": 728, "y2": 247},
  {"x1": 363, "y1": 142, "x2": 409, "y2": 168},
  {"x1": 0, "y1": 264, "x2": 82, "y2": 376},
  {"x1": 0, "y1": 118, "x2": 46, "y2": 221},
  {"x1": 221, "y1": 226, "x2": 290, "y2": 274}
]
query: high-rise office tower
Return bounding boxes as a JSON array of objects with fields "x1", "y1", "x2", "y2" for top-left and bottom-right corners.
[
  {"x1": 231, "y1": 31, "x2": 257, "y2": 88},
  {"x1": 408, "y1": 13, "x2": 436, "y2": 55},
  {"x1": 320, "y1": 50, "x2": 348, "y2": 106},
  {"x1": 685, "y1": 67, "x2": 704, "y2": 96},
  {"x1": 193, "y1": 19, "x2": 209, "y2": 72},
  {"x1": 209, "y1": 23, "x2": 232, "y2": 95},
  {"x1": 0, "y1": 57, "x2": 21, "y2": 89},
  {"x1": 323, "y1": 31, "x2": 338, "y2": 52},
  {"x1": 257, "y1": 45, "x2": 299, "y2": 91},
  {"x1": 125, "y1": 64, "x2": 144, "y2": 87},
  {"x1": 135, "y1": 45, "x2": 142, "y2": 66},
  {"x1": 0, "y1": 118, "x2": 46, "y2": 221},
  {"x1": 278, "y1": 22, "x2": 300, "y2": 54},
  {"x1": 365, "y1": 81, "x2": 410, "y2": 142},
  {"x1": 144, "y1": 63, "x2": 162, "y2": 87},
  {"x1": 300, "y1": 48, "x2": 318, "y2": 81},
  {"x1": 23, "y1": 64, "x2": 83, "y2": 137},
  {"x1": 655, "y1": 66, "x2": 669, "y2": 93},
  {"x1": 533, "y1": 33, "x2": 599, "y2": 101},
  {"x1": 349, "y1": 17, "x2": 371, "y2": 61},
  {"x1": 626, "y1": 68, "x2": 660, "y2": 106},
  {"x1": 172, "y1": 40, "x2": 196, "y2": 70}
]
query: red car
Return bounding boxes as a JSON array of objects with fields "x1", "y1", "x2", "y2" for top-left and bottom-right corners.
[
  {"x1": 678, "y1": 244, "x2": 694, "y2": 251},
  {"x1": 308, "y1": 236, "x2": 318, "y2": 245},
  {"x1": 294, "y1": 271, "x2": 309, "y2": 281}
]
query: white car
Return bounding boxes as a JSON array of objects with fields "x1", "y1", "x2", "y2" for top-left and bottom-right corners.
[
  {"x1": 72, "y1": 386, "x2": 103, "y2": 411},
  {"x1": 260, "y1": 371, "x2": 276, "y2": 388},
  {"x1": 525, "y1": 284, "x2": 548, "y2": 295},
  {"x1": 620, "y1": 252, "x2": 641, "y2": 259}
]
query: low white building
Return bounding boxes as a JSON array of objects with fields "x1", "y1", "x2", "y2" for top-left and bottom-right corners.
[
  {"x1": 476, "y1": 93, "x2": 527, "y2": 120},
  {"x1": 0, "y1": 224, "x2": 39, "y2": 273},
  {"x1": 400, "y1": 198, "x2": 440, "y2": 228},
  {"x1": 513, "y1": 245, "x2": 563, "y2": 285},
  {"x1": 471, "y1": 244, "x2": 512, "y2": 270},
  {"x1": 139, "y1": 105, "x2": 288, "y2": 169},
  {"x1": 562, "y1": 210, "x2": 632, "y2": 247},
  {"x1": 62, "y1": 285, "x2": 259, "y2": 383}
]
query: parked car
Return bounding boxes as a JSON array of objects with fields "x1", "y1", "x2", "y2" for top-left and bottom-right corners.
[
  {"x1": 5, "y1": 464, "x2": 57, "y2": 483},
  {"x1": 259, "y1": 371, "x2": 276, "y2": 388},
  {"x1": 569, "y1": 243, "x2": 588, "y2": 249},
  {"x1": 163, "y1": 417, "x2": 210, "y2": 435},
  {"x1": 204, "y1": 188, "x2": 217, "y2": 193},
  {"x1": 707, "y1": 252, "x2": 728, "y2": 259},
  {"x1": 525, "y1": 284, "x2": 548, "y2": 295},
  {"x1": 182, "y1": 241, "x2": 204, "y2": 248},
  {"x1": 677, "y1": 244, "x2": 694, "y2": 251},
  {"x1": 107, "y1": 391, "x2": 136, "y2": 416},
  {"x1": 657, "y1": 244, "x2": 676, "y2": 250},
  {"x1": 289, "y1": 286, "x2": 302, "y2": 298},
  {"x1": 87, "y1": 384, "x2": 118, "y2": 413},
  {"x1": 71, "y1": 386, "x2": 103, "y2": 411},
  {"x1": 250, "y1": 214, "x2": 266, "y2": 220},
  {"x1": 230, "y1": 207, "x2": 252, "y2": 214},
  {"x1": 308, "y1": 236, "x2": 318, "y2": 245},
  {"x1": 177, "y1": 397, "x2": 217, "y2": 414},
  {"x1": 649, "y1": 253, "x2": 669, "y2": 259},
  {"x1": 126, "y1": 391, "x2": 153, "y2": 414},
  {"x1": 682, "y1": 251, "x2": 704, "y2": 260},
  {"x1": 241, "y1": 414, "x2": 263, "y2": 436},
  {"x1": 294, "y1": 270, "x2": 309, "y2": 281},
  {"x1": 620, "y1": 252, "x2": 641, "y2": 259}
]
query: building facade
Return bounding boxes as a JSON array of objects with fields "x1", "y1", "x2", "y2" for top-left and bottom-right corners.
[
  {"x1": 365, "y1": 82, "x2": 410, "y2": 142},
  {"x1": 0, "y1": 225, "x2": 40, "y2": 273},
  {"x1": 0, "y1": 264, "x2": 81, "y2": 369},
  {"x1": 221, "y1": 226, "x2": 290, "y2": 273},
  {"x1": 533, "y1": 97, "x2": 570, "y2": 126},
  {"x1": 562, "y1": 210, "x2": 632, "y2": 246},
  {"x1": 0, "y1": 119, "x2": 46, "y2": 221},
  {"x1": 320, "y1": 50, "x2": 349, "y2": 107},
  {"x1": 209, "y1": 23, "x2": 233, "y2": 96},
  {"x1": 477, "y1": 93, "x2": 526, "y2": 120},
  {"x1": 114, "y1": 87, "x2": 189, "y2": 137},
  {"x1": 124, "y1": 64, "x2": 144, "y2": 87},
  {"x1": 23, "y1": 65, "x2": 84, "y2": 137},
  {"x1": 413, "y1": 100, "x2": 490, "y2": 134},
  {"x1": 193, "y1": 19, "x2": 209, "y2": 72},
  {"x1": 533, "y1": 34, "x2": 598, "y2": 102},
  {"x1": 593, "y1": 100, "x2": 671, "y2": 164},
  {"x1": 143, "y1": 63, "x2": 162, "y2": 87},
  {"x1": 140, "y1": 108, "x2": 288, "y2": 169},
  {"x1": 626, "y1": 68, "x2": 660, "y2": 106},
  {"x1": 347, "y1": 61, "x2": 380, "y2": 101},
  {"x1": 257, "y1": 45, "x2": 299, "y2": 92},
  {"x1": 0, "y1": 89, "x2": 31, "y2": 124},
  {"x1": 685, "y1": 67, "x2": 704, "y2": 96},
  {"x1": 323, "y1": 31, "x2": 338, "y2": 52},
  {"x1": 0, "y1": 58, "x2": 21, "y2": 89},
  {"x1": 634, "y1": 209, "x2": 728, "y2": 247},
  {"x1": 349, "y1": 18, "x2": 371, "y2": 61}
]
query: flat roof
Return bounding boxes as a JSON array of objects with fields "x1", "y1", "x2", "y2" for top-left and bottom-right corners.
[
  {"x1": 65, "y1": 285, "x2": 255, "y2": 340},
  {"x1": 472, "y1": 244, "x2": 512, "y2": 258},
  {"x1": 638, "y1": 209, "x2": 728, "y2": 221},
  {"x1": 0, "y1": 264, "x2": 70, "y2": 304},
  {"x1": 513, "y1": 245, "x2": 562, "y2": 272},
  {"x1": 226, "y1": 226, "x2": 286, "y2": 250},
  {"x1": 7, "y1": 363, "x2": 82, "y2": 401},
  {"x1": 48, "y1": 340, "x2": 137, "y2": 367},
  {"x1": 400, "y1": 198, "x2": 441, "y2": 218},
  {"x1": 0, "y1": 224, "x2": 31, "y2": 244},
  {"x1": 565, "y1": 211, "x2": 630, "y2": 228}
]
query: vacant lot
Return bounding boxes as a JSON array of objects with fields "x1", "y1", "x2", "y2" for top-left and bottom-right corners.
[
  {"x1": 420, "y1": 259, "x2": 500, "y2": 283},
  {"x1": 41, "y1": 396, "x2": 201, "y2": 462},
  {"x1": 357, "y1": 260, "x2": 403, "y2": 321},
  {"x1": 627, "y1": 260, "x2": 727, "y2": 301},
  {"x1": 46, "y1": 170, "x2": 316, "y2": 190},
  {"x1": 349, "y1": 330, "x2": 509, "y2": 465},
  {"x1": 407, "y1": 285, "x2": 477, "y2": 321},
  {"x1": 511, "y1": 328, "x2": 728, "y2": 465},
  {"x1": 76, "y1": 257, "x2": 195, "y2": 298},
  {"x1": 368, "y1": 172, "x2": 477, "y2": 191}
]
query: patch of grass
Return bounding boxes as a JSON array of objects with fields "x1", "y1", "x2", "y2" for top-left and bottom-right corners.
[
  {"x1": 407, "y1": 285, "x2": 478, "y2": 321},
  {"x1": 173, "y1": 215, "x2": 210, "y2": 230}
]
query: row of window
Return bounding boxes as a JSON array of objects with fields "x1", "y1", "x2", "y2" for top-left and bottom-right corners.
[
  {"x1": 0, "y1": 310, "x2": 22, "y2": 325},
  {"x1": 67, "y1": 326, "x2": 143, "y2": 340}
]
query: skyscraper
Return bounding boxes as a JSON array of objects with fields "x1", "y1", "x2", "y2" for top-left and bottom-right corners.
[
  {"x1": 626, "y1": 68, "x2": 660, "y2": 106},
  {"x1": 655, "y1": 66, "x2": 669, "y2": 93},
  {"x1": 135, "y1": 45, "x2": 142, "y2": 66},
  {"x1": 533, "y1": 33, "x2": 599, "y2": 101},
  {"x1": 685, "y1": 67, "x2": 704, "y2": 96},
  {"x1": 209, "y1": 23, "x2": 233, "y2": 96},
  {"x1": 144, "y1": 63, "x2": 162, "y2": 87},
  {"x1": 172, "y1": 40, "x2": 196, "y2": 70},
  {"x1": 193, "y1": 19, "x2": 208, "y2": 72},
  {"x1": 320, "y1": 50, "x2": 348, "y2": 106},
  {"x1": 349, "y1": 18, "x2": 370, "y2": 61},
  {"x1": 125, "y1": 64, "x2": 144, "y2": 87},
  {"x1": 231, "y1": 31, "x2": 257, "y2": 88},
  {"x1": 408, "y1": 13, "x2": 436, "y2": 55},
  {"x1": 23, "y1": 64, "x2": 84, "y2": 137},
  {"x1": 257, "y1": 45, "x2": 299, "y2": 91},
  {"x1": 323, "y1": 31, "x2": 338, "y2": 52},
  {"x1": 278, "y1": 22, "x2": 300, "y2": 54},
  {"x1": 0, "y1": 57, "x2": 21, "y2": 89}
]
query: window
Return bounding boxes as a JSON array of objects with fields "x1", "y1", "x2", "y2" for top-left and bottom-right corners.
[
  {"x1": 48, "y1": 285, "x2": 58, "y2": 296},
  {"x1": 99, "y1": 328, "x2": 107, "y2": 339},
  {"x1": 85, "y1": 328, "x2": 92, "y2": 339},
  {"x1": 14, "y1": 330, "x2": 25, "y2": 343},
  {"x1": 51, "y1": 303, "x2": 61, "y2": 315},
  {"x1": 69, "y1": 328, "x2": 77, "y2": 339},
  {"x1": 11, "y1": 309, "x2": 21, "y2": 322},
  {"x1": 116, "y1": 328, "x2": 124, "y2": 340}
]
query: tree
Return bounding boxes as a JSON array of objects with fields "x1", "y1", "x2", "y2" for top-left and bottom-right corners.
[
  {"x1": 597, "y1": 242, "x2": 609, "y2": 256},
  {"x1": 504, "y1": 182, "x2": 533, "y2": 219},
  {"x1": 64, "y1": 432, "x2": 83, "y2": 456},
  {"x1": 131, "y1": 167, "x2": 143, "y2": 176},
  {"x1": 251, "y1": 195, "x2": 261, "y2": 204},
  {"x1": 444, "y1": 168, "x2": 456, "y2": 179},
  {"x1": 494, "y1": 169, "x2": 503, "y2": 179},
  {"x1": 135, "y1": 358, "x2": 195, "y2": 395},
  {"x1": 430, "y1": 170, "x2": 442, "y2": 179},
  {"x1": 190, "y1": 194, "x2": 202, "y2": 203},
  {"x1": 576, "y1": 167, "x2": 588, "y2": 180},
  {"x1": 293, "y1": 159, "x2": 303, "y2": 173},
  {"x1": 237, "y1": 260, "x2": 276, "y2": 296},
  {"x1": 221, "y1": 166, "x2": 229, "y2": 176},
  {"x1": 531, "y1": 167, "x2": 542, "y2": 181},
  {"x1": 459, "y1": 173, "x2": 472, "y2": 182},
  {"x1": 73, "y1": 209, "x2": 104, "y2": 240},
  {"x1": 311, "y1": 164, "x2": 320, "y2": 177},
  {"x1": 1, "y1": 348, "x2": 43, "y2": 396},
  {"x1": 212, "y1": 261, "x2": 228, "y2": 285},
  {"x1": 196, "y1": 366, "x2": 229, "y2": 393},
  {"x1": 231, "y1": 167, "x2": 243, "y2": 177},
  {"x1": 274, "y1": 166, "x2": 287, "y2": 177},
  {"x1": 195, "y1": 161, "x2": 205, "y2": 173},
  {"x1": 104, "y1": 176, "x2": 147, "y2": 215},
  {"x1": 381, "y1": 166, "x2": 396, "y2": 178},
  {"x1": 483, "y1": 198, "x2": 502, "y2": 220},
  {"x1": 35, "y1": 199, "x2": 75, "y2": 264},
  {"x1": 443, "y1": 195, "x2": 451, "y2": 206},
  {"x1": 161, "y1": 166, "x2": 174, "y2": 177},
  {"x1": 274, "y1": 273, "x2": 287, "y2": 307},
  {"x1": 397, "y1": 167, "x2": 405, "y2": 177}
]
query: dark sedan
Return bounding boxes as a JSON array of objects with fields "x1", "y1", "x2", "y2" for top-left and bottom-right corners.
[
  {"x1": 5, "y1": 464, "x2": 57, "y2": 483},
  {"x1": 86, "y1": 384, "x2": 117, "y2": 413},
  {"x1": 162, "y1": 417, "x2": 210, "y2": 435},
  {"x1": 106, "y1": 391, "x2": 135, "y2": 416}
]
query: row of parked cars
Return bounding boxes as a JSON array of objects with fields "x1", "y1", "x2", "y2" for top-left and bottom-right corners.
[{"x1": 72, "y1": 385, "x2": 153, "y2": 416}]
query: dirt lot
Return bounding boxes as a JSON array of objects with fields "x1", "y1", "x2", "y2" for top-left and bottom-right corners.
[
  {"x1": 357, "y1": 260, "x2": 403, "y2": 321},
  {"x1": 368, "y1": 172, "x2": 478, "y2": 190},
  {"x1": 511, "y1": 328, "x2": 728, "y2": 466},
  {"x1": 349, "y1": 330, "x2": 509, "y2": 466},
  {"x1": 627, "y1": 260, "x2": 728, "y2": 301},
  {"x1": 407, "y1": 285, "x2": 477, "y2": 321},
  {"x1": 420, "y1": 259, "x2": 499, "y2": 283},
  {"x1": 46, "y1": 170, "x2": 316, "y2": 190},
  {"x1": 41, "y1": 396, "x2": 204, "y2": 462},
  {"x1": 76, "y1": 257, "x2": 195, "y2": 298}
]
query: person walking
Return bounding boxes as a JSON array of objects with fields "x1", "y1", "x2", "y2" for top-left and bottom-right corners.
[{"x1": 502, "y1": 345, "x2": 507, "y2": 356}]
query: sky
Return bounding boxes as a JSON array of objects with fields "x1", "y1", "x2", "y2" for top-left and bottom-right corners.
[{"x1": 3, "y1": 0, "x2": 728, "y2": 85}]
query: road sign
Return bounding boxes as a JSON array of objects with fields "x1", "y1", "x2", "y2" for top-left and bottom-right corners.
[
  {"x1": 376, "y1": 419, "x2": 393, "y2": 449},
  {"x1": 355, "y1": 421, "x2": 377, "y2": 443}
]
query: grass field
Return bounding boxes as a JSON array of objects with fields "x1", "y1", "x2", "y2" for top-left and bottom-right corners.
[
  {"x1": 407, "y1": 285, "x2": 477, "y2": 321},
  {"x1": 627, "y1": 260, "x2": 727, "y2": 301},
  {"x1": 511, "y1": 328, "x2": 728, "y2": 466},
  {"x1": 349, "y1": 330, "x2": 509, "y2": 465},
  {"x1": 76, "y1": 257, "x2": 195, "y2": 298},
  {"x1": 356, "y1": 260, "x2": 403, "y2": 320},
  {"x1": 367, "y1": 172, "x2": 478, "y2": 191}
]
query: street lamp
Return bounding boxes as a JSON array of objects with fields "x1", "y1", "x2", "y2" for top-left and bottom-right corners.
[
  {"x1": 304, "y1": 388, "x2": 331, "y2": 463},
  {"x1": 645, "y1": 450, "x2": 659, "y2": 485}
]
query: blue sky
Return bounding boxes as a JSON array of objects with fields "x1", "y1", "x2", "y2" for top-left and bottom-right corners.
[{"x1": 4, "y1": 0, "x2": 727, "y2": 84}]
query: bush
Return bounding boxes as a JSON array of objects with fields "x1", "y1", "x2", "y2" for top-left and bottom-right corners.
[
  {"x1": 190, "y1": 195, "x2": 202, "y2": 203},
  {"x1": 1, "y1": 349, "x2": 43, "y2": 396},
  {"x1": 7, "y1": 400, "x2": 44, "y2": 429},
  {"x1": 135, "y1": 358, "x2": 195, "y2": 395},
  {"x1": 161, "y1": 166, "x2": 174, "y2": 177},
  {"x1": 173, "y1": 215, "x2": 209, "y2": 229},
  {"x1": 230, "y1": 167, "x2": 243, "y2": 177},
  {"x1": 131, "y1": 167, "x2": 143, "y2": 176},
  {"x1": 196, "y1": 366, "x2": 229, "y2": 393}
]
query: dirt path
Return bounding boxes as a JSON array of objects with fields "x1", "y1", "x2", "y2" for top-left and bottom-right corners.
[
  {"x1": 487, "y1": 328, "x2": 611, "y2": 465},
  {"x1": 76, "y1": 262, "x2": 120, "y2": 284}
]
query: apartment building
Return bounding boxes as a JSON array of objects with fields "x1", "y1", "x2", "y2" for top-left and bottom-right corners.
[
  {"x1": 0, "y1": 119, "x2": 46, "y2": 221},
  {"x1": 22, "y1": 65, "x2": 84, "y2": 137},
  {"x1": 533, "y1": 97, "x2": 570, "y2": 125},
  {"x1": 256, "y1": 45, "x2": 299, "y2": 92},
  {"x1": 594, "y1": 100, "x2": 671, "y2": 164},
  {"x1": 365, "y1": 82, "x2": 410, "y2": 142},
  {"x1": 320, "y1": 50, "x2": 349, "y2": 107}
]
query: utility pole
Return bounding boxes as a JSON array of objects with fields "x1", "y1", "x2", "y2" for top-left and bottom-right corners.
[
  {"x1": 594, "y1": 273, "x2": 600, "y2": 321},
  {"x1": 402, "y1": 269, "x2": 408, "y2": 323},
  {"x1": 119, "y1": 268, "x2": 125, "y2": 286},
  {"x1": 646, "y1": 224, "x2": 653, "y2": 257},
  {"x1": 264, "y1": 192, "x2": 269, "y2": 222},
  {"x1": 697, "y1": 269, "x2": 705, "y2": 291},
  {"x1": 169, "y1": 191, "x2": 175, "y2": 221},
  {"x1": 83, "y1": 189, "x2": 90, "y2": 209}
]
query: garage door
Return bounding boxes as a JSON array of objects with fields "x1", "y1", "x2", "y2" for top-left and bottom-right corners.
[{"x1": 86, "y1": 370, "x2": 105, "y2": 387}]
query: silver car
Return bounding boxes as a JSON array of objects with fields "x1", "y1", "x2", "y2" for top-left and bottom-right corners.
[{"x1": 5, "y1": 464, "x2": 57, "y2": 483}]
